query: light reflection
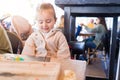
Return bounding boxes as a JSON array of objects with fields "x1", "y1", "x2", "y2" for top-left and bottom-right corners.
[{"x1": 0, "y1": 0, "x2": 64, "y2": 25}]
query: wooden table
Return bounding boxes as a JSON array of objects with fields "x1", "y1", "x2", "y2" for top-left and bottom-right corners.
[
  {"x1": 0, "y1": 54, "x2": 87, "y2": 80},
  {"x1": 79, "y1": 32, "x2": 95, "y2": 37},
  {"x1": 79, "y1": 32, "x2": 95, "y2": 39},
  {"x1": 51, "y1": 58, "x2": 87, "y2": 80}
]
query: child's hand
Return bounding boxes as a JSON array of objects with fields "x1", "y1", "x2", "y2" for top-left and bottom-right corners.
[{"x1": 80, "y1": 23, "x2": 84, "y2": 26}]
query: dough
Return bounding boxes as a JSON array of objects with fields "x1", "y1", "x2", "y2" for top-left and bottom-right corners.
[{"x1": 63, "y1": 70, "x2": 76, "y2": 80}]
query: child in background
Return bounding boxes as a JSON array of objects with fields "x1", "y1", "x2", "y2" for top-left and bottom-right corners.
[
  {"x1": 57, "y1": 15, "x2": 64, "y2": 33},
  {"x1": 22, "y1": 3, "x2": 70, "y2": 59},
  {"x1": 87, "y1": 19, "x2": 95, "y2": 29}
]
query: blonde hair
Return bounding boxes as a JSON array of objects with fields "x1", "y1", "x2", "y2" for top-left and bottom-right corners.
[
  {"x1": 57, "y1": 15, "x2": 64, "y2": 28},
  {"x1": 36, "y1": 3, "x2": 56, "y2": 20}
]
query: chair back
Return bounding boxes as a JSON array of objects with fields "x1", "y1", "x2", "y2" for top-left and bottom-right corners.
[
  {"x1": 69, "y1": 41, "x2": 85, "y2": 51},
  {"x1": 7, "y1": 31, "x2": 23, "y2": 54},
  {"x1": 68, "y1": 41, "x2": 85, "y2": 59}
]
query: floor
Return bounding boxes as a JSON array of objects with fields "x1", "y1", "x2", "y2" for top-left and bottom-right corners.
[{"x1": 85, "y1": 51, "x2": 109, "y2": 80}]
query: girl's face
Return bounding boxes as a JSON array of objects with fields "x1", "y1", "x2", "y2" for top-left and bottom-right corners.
[
  {"x1": 37, "y1": 10, "x2": 56, "y2": 33},
  {"x1": 95, "y1": 18, "x2": 100, "y2": 24}
]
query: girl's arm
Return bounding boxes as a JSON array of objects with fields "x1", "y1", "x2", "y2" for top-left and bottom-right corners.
[{"x1": 57, "y1": 32, "x2": 70, "y2": 59}]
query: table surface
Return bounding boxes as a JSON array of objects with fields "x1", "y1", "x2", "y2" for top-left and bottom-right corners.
[
  {"x1": 51, "y1": 59, "x2": 87, "y2": 80},
  {"x1": 0, "y1": 54, "x2": 87, "y2": 80},
  {"x1": 79, "y1": 32, "x2": 95, "y2": 36}
]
